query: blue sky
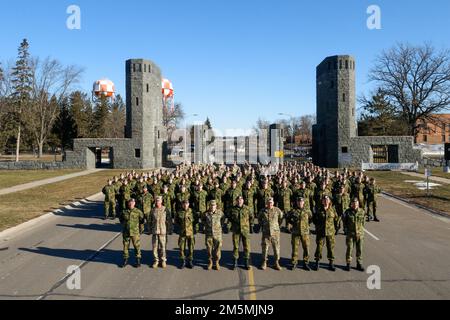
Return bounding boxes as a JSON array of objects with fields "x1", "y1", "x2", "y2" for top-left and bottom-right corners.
[{"x1": 1, "y1": 0, "x2": 449, "y2": 131}]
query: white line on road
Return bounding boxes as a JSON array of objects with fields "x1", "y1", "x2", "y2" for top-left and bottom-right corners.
[
  {"x1": 36, "y1": 231, "x2": 121, "y2": 300},
  {"x1": 364, "y1": 228, "x2": 380, "y2": 241}
]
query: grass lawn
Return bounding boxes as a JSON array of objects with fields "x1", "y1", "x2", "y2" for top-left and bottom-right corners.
[
  {"x1": 368, "y1": 171, "x2": 450, "y2": 215},
  {"x1": 417, "y1": 168, "x2": 450, "y2": 180},
  {"x1": 0, "y1": 170, "x2": 126, "y2": 232},
  {"x1": 0, "y1": 169, "x2": 83, "y2": 190}
]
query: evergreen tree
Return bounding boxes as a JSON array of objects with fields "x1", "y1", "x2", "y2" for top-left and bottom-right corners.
[
  {"x1": 106, "y1": 94, "x2": 126, "y2": 138},
  {"x1": 10, "y1": 39, "x2": 33, "y2": 162},
  {"x1": 93, "y1": 96, "x2": 109, "y2": 138},
  {"x1": 52, "y1": 96, "x2": 77, "y2": 150},
  {"x1": 70, "y1": 91, "x2": 92, "y2": 138}
]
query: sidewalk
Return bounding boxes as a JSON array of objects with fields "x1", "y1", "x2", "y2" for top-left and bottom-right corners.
[
  {"x1": 0, "y1": 169, "x2": 103, "y2": 196},
  {"x1": 400, "y1": 171, "x2": 450, "y2": 185}
]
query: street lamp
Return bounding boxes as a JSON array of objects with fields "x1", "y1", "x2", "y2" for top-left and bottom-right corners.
[
  {"x1": 184, "y1": 113, "x2": 199, "y2": 163},
  {"x1": 278, "y1": 113, "x2": 295, "y2": 159}
]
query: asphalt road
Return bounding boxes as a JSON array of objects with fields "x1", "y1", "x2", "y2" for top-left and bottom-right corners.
[{"x1": 0, "y1": 194, "x2": 449, "y2": 300}]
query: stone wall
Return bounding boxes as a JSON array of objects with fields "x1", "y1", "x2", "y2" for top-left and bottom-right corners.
[{"x1": 0, "y1": 161, "x2": 84, "y2": 170}]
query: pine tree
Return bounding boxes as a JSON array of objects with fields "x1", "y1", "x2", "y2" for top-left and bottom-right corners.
[
  {"x1": 70, "y1": 91, "x2": 92, "y2": 138},
  {"x1": 106, "y1": 94, "x2": 126, "y2": 138},
  {"x1": 10, "y1": 39, "x2": 33, "y2": 162},
  {"x1": 53, "y1": 96, "x2": 77, "y2": 150},
  {"x1": 93, "y1": 96, "x2": 110, "y2": 138}
]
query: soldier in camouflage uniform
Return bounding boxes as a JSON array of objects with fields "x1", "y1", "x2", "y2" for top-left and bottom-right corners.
[
  {"x1": 137, "y1": 186, "x2": 153, "y2": 234},
  {"x1": 242, "y1": 180, "x2": 257, "y2": 233},
  {"x1": 351, "y1": 177, "x2": 366, "y2": 212},
  {"x1": 229, "y1": 196, "x2": 253, "y2": 270},
  {"x1": 333, "y1": 186, "x2": 350, "y2": 235},
  {"x1": 175, "y1": 200, "x2": 196, "y2": 269},
  {"x1": 287, "y1": 197, "x2": 312, "y2": 271},
  {"x1": 102, "y1": 179, "x2": 116, "y2": 220},
  {"x1": 119, "y1": 180, "x2": 132, "y2": 213},
  {"x1": 208, "y1": 181, "x2": 224, "y2": 211},
  {"x1": 343, "y1": 198, "x2": 366, "y2": 271},
  {"x1": 364, "y1": 178, "x2": 381, "y2": 222},
  {"x1": 224, "y1": 180, "x2": 242, "y2": 233},
  {"x1": 313, "y1": 195, "x2": 338, "y2": 271},
  {"x1": 276, "y1": 180, "x2": 293, "y2": 232},
  {"x1": 120, "y1": 199, "x2": 144, "y2": 268},
  {"x1": 193, "y1": 184, "x2": 208, "y2": 233},
  {"x1": 148, "y1": 196, "x2": 170, "y2": 269},
  {"x1": 258, "y1": 197, "x2": 284, "y2": 271},
  {"x1": 202, "y1": 200, "x2": 225, "y2": 270},
  {"x1": 161, "y1": 185, "x2": 174, "y2": 234},
  {"x1": 176, "y1": 185, "x2": 191, "y2": 213}
]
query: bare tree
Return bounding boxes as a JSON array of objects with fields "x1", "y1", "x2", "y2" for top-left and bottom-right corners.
[
  {"x1": 253, "y1": 117, "x2": 270, "y2": 135},
  {"x1": 163, "y1": 102, "x2": 185, "y2": 144},
  {"x1": 26, "y1": 57, "x2": 83, "y2": 157},
  {"x1": 369, "y1": 43, "x2": 450, "y2": 142}
]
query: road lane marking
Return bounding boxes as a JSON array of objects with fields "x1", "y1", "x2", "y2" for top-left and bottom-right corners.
[
  {"x1": 36, "y1": 231, "x2": 121, "y2": 300},
  {"x1": 247, "y1": 267, "x2": 257, "y2": 300},
  {"x1": 364, "y1": 228, "x2": 380, "y2": 241}
]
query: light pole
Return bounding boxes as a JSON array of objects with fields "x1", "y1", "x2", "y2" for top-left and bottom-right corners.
[
  {"x1": 278, "y1": 113, "x2": 295, "y2": 159},
  {"x1": 184, "y1": 113, "x2": 199, "y2": 164}
]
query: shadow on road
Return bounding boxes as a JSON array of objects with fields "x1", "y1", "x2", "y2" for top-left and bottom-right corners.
[{"x1": 56, "y1": 223, "x2": 121, "y2": 233}]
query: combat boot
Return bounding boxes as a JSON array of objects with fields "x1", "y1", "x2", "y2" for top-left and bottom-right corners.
[
  {"x1": 232, "y1": 259, "x2": 238, "y2": 270},
  {"x1": 187, "y1": 260, "x2": 193, "y2": 269},
  {"x1": 261, "y1": 261, "x2": 267, "y2": 271},
  {"x1": 329, "y1": 262, "x2": 336, "y2": 272},
  {"x1": 314, "y1": 261, "x2": 320, "y2": 271},
  {"x1": 207, "y1": 260, "x2": 213, "y2": 270},
  {"x1": 357, "y1": 263, "x2": 365, "y2": 272},
  {"x1": 373, "y1": 215, "x2": 380, "y2": 222},
  {"x1": 291, "y1": 262, "x2": 298, "y2": 271},
  {"x1": 303, "y1": 262, "x2": 311, "y2": 271},
  {"x1": 215, "y1": 261, "x2": 221, "y2": 271},
  {"x1": 121, "y1": 258, "x2": 128, "y2": 268},
  {"x1": 274, "y1": 261, "x2": 282, "y2": 271},
  {"x1": 136, "y1": 258, "x2": 141, "y2": 268},
  {"x1": 152, "y1": 261, "x2": 159, "y2": 269},
  {"x1": 161, "y1": 261, "x2": 167, "y2": 269},
  {"x1": 180, "y1": 260, "x2": 186, "y2": 269},
  {"x1": 345, "y1": 264, "x2": 351, "y2": 272}
]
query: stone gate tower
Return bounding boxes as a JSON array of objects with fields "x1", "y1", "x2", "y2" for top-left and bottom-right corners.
[
  {"x1": 313, "y1": 55, "x2": 357, "y2": 168},
  {"x1": 125, "y1": 59, "x2": 166, "y2": 168}
]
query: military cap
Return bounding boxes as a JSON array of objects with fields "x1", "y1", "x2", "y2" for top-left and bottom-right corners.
[
  {"x1": 143, "y1": 185, "x2": 148, "y2": 190},
  {"x1": 322, "y1": 195, "x2": 331, "y2": 200},
  {"x1": 210, "y1": 200, "x2": 217, "y2": 206},
  {"x1": 128, "y1": 198, "x2": 136, "y2": 203},
  {"x1": 237, "y1": 195, "x2": 244, "y2": 200},
  {"x1": 352, "y1": 197, "x2": 360, "y2": 203},
  {"x1": 183, "y1": 199, "x2": 190, "y2": 204},
  {"x1": 155, "y1": 196, "x2": 163, "y2": 201},
  {"x1": 267, "y1": 197, "x2": 274, "y2": 203},
  {"x1": 296, "y1": 197, "x2": 305, "y2": 202}
]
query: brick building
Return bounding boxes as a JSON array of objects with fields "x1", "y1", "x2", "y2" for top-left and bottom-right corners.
[{"x1": 416, "y1": 114, "x2": 450, "y2": 144}]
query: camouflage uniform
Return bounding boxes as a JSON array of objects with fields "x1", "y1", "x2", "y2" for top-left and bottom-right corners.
[
  {"x1": 102, "y1": 184, "x2": 116, "y2": 219},
  {"x1": 162, "y1": 191, "x2": 174, "y2": 234},
  {"x1": 364, "y1": 184, "x2": 381, "y2": 220},
  {"x1": 121, "y1": 207, "x2": 144, "y2": 260},
  {"x1": 242, "y1": 186, "x2": 257, "y2": 230},
  {"x1": 351, "y1": 182, "x2": 366, "y2": 209},
  {"x1": 176, "y1": 208, "x2": 196, "y2": 262},
  {"x1": 208, "y1": 187, "x2": 224, "y2": 210},
  {"x1": 258, "y1": 207, "x2": 284, "y2": 263},
  {"x1": 202, "y1": 209, "x2": 225, "y2": 263},
  {"x1": 314, "y1": 206, "x2": 338, "y2": 263},
  {"x1": 148, "y1": 206, "x2": 170, "y2": 264},
  {"x1": 119, "y1": 184, "x2": 132, "y2": 212},
  {"x1": 137, "y1": 192, "x2": 153, "y2": 233},
  {"x1": 287, "y1": 207, "x2": 312, "y2": 265},
  {"x1": 333, "y1": 192, "x2": 350, "y2": 234},
  {"x1": 343, "y1": 207, "x2": 366, "y2": 265},
  {"x1": 229, "y1": 205, "x2": 253, "y2": 261},
  {"x1": 193, "y1": 189, "x2": 208, "y2": 231}
]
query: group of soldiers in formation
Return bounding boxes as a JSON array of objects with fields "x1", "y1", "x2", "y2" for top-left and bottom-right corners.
[{"x1": 102, "y1": 162, "x2": 381, "y2": 273}]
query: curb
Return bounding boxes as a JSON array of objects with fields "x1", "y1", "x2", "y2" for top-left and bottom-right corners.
[
  {"x1": 0, "y1": 192, "x2": 103, "y2": 241},
  {"x1": 382, "y1": 192, "x2": 450, "y2": 220}
]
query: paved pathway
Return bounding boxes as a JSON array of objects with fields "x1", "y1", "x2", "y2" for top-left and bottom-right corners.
[
  {"x1": 400, "y1": 172, "x2": 450, "y2": 185},
  {"x1": 0, "y1": 169, "x2": 104, "y2": 196}
]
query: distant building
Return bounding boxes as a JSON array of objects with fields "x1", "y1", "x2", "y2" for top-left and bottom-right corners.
[{"x1": 416, "y1": 114, "x2": 450, "y2": 144}]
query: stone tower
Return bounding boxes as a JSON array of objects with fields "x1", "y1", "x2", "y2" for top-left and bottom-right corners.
[
  {"x1": 125, "y1": 59, "x2": 166, "y2": 168},
  {"x1": 313, "y1": 55, "x2": 357, "y2": 168}
]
